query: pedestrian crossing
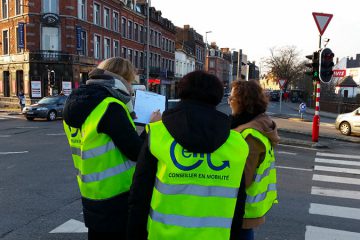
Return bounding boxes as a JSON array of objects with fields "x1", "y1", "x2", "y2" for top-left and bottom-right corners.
[
  {"x1": 0, "y1": 113, "x2": 23, "y2": 120},
  {"x1": 306, "y1": 152, "x2": 360, "y2": 240}
]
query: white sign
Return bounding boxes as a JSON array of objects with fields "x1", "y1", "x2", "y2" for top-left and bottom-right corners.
[
  {"x1": 31, "y1": 81, "x2": 42, "y2": 98},
  {"x1": 133, "y1": 90, "x2": 166, "y2": 125},
  {"x1": 278, "y1": 79, "x2": 287, "y2": 89},
  {"x1": 62, "y1": 81, "x2": 72, "y2": 96},
  {"x1": 312, "y1": 12, "x2": 333, "y2": 36}
]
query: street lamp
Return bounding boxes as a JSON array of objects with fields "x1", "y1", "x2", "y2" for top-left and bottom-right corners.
[
  {"x1": 146, "y1": 0, "x2": 151, "y2": 90},
  {"x1": 204, "y1": 31, "x2": 212, "y2": 70}
]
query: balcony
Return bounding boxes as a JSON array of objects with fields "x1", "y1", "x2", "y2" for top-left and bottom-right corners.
[{"x1": 29, "y1": 50, "x2": 74, "y2": 63}]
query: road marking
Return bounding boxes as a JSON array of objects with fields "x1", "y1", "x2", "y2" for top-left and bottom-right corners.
[
  {"x1": 305, "y1": 226, "x2": 360, "y2": 240},
  {"x1": 309, "y1": 203, "x2": 360, "y2": 220},
  {"x1": 49, "y1": 219, "x2": 87, "y2": 233},
  {"x1": 277, "y1": 165, "x2": 313, "y2": 172},
  {"x1": 314, "y1": 166, "x2": 360, "y2": 175},
  {"x1": 46, "y1": 133, "x2": 65, "y2": 136},
  {"x1": 311, "y1": 186, "x2": 360, "y2": 200},
  {"x1": 0, "y1": 118, "x2": 6, "y2": 120},
  {"x1": 315, "y1": 158, "x2": 360, "y2": 167},
  {"x1": 16, "y1": 126, "x2": 39, "y2": 129},
  {"x1": 316, "y1": 152, "x2": 360, "y2": 160},
  {"x1": 278, "y1": 144, "x2": 317, "y2": 151},
  {"x1": 277, "y1": 151, "x2": 297, "y2": 155},
  {"x1": 0, "y1": 151, "x2": 28, "y2": 155},
  {"x1": 313, "y1": 174, "x2": 360, "y2": 185},
  {"x1": 0, "y1": 135, "x2": 11, "y2": 137}
]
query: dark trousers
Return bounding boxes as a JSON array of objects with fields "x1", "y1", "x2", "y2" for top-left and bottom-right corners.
[
  {"x1": 88, "y1": 229, "x2": 126, "y2": 240},
  {"x1": 239, "y1": 228, "x2": 254, "y2": 240}
]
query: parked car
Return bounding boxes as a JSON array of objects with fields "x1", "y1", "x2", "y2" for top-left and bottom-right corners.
[
  {"x1": 335, "y1": 107, "x2": 360, "y2": 135},
  {"x1": 22, "y1": 95, "x2": 68, "y2": 121},
  {"x1": 270, "y1": 90, "x2": 280, "y2": 101}
]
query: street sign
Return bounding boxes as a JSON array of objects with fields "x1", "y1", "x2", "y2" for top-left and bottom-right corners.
[
  {"x1": 278, "y1": 79, "x2": 287, "y2": 89},
  {"x1": 299, "y1": 103, "x2": 306, "y2": 113},
  {"x1": 333, "y1": 69, "x2": 346, "y2": 77},
  {"x1": 312, "y1": 12, "x2": 333, "y2": 36}
]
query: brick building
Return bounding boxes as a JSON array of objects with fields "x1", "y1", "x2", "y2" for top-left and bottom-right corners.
[{"x1": 0, "y1": 0, "x2": 176, "y2": 102}]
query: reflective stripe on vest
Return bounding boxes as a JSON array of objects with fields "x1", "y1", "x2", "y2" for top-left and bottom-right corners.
[
  {"x1": 146, "y1": 121, "x2": 249, "y2": 240},
  {"x1": 240, "y1": 128, "x2": 278, "y2": 218},
  {"x1": 63, "y1": 97, "x2": 136, "y2": 200}
]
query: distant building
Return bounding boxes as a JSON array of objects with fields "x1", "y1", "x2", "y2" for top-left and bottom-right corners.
[{"x1": 335, "y1": 76, "x2": 358, "y2": 98}]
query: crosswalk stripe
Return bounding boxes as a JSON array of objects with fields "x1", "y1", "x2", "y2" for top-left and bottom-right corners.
[
  {"x1": 309, "y1": 203, "x2": 360, "y2": 220},
  {"x1": 315, "y1": 158, "x2": 360, "y2": 167},
  {"x1": 311, "y1": 186, "x2": 360, "y2": 200},
  {"x1": 276, "y1": 165, "x2": 313, "y2": 172},
  {"x1": 313, "y1": 174, "x2": 360, "y2": 185},
  {"x1": 49, "y1": 219, "x2": 87, "y2": 233},
  {"x1": 305, "y1": 226, "x2": 360, "y2": 240},
  {"x1": 316, "y1": 152, "x2": 360, "y2": 160},
  {"x1": 314, "y1": 166, "x2": 360, "y2": 175},
  {"x1": 277, "y1": 151, "x2": 297, "y2": 155}
]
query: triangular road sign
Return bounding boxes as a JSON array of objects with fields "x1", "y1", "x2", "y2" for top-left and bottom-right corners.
[
  {"x1": 312, "y1": 12, "x2": 333, "y2": 36},
  {"x1": 278, "y1": 79, "x2": 287, "y2": 89}
]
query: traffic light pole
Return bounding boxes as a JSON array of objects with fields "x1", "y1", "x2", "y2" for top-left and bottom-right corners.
[{"x1": 312, "y1": 35, "x2": 322, "y2": 143}]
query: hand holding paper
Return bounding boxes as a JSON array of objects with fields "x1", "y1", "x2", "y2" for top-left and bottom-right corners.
[{"x1": 133, "y1": 90, "x2": 166, "y2": 124}]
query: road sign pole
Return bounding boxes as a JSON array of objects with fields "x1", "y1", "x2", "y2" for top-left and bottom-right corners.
[
  {"x1": 312, "y1": 80, "x2": 321, "y2": 142},
  {"x1": 279, "y1": 90, "x2": 282, "y2": 113}
]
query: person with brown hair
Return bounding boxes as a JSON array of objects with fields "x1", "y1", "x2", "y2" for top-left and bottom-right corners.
[
  {"x1": 228, "y1": 79, "x2": 280, "y2": 240},
  {"x1": 63, "y1": 57, "x2": 160, "y2": 239}
]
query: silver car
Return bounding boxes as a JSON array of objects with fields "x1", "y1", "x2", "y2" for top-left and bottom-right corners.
[{"x1": 335, "y1": 107, "x2": 360, "y2": 136}]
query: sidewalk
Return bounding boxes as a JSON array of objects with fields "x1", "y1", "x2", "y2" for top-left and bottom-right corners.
[{"x1": 281, "y1": 101, "x2": 338, "y2": 119}]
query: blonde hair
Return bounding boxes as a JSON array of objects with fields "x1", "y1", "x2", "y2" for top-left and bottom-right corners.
[{"x1": 97, "y1": 57, "x2": 136, "y2": 83}]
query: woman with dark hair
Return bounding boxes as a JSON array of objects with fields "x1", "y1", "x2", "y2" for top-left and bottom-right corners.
[
  {"x1": 228, "y1": 80, "x2": 280, "y2": 240},
  {"x1": 127, "y1": 71, "x2": 250, "y2": 240}
]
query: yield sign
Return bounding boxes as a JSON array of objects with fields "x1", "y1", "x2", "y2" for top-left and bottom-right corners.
[
  {"x1": 278, "y1": 79, "x2": 287, "y2": 89},
  {"x1": 312, "y1": 12, "x2": 333, "y2": 36}
]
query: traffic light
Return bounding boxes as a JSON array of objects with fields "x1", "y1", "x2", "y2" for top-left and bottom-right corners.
[
  {"x1": 319, "y1": 48, "x2": 334, "y2": 83},
  {"x1": 49, "y1": 71, "x2": 55, "y2": 87},
  {"x1": 305, "y1": 51, "x2": 319, "y2": 79}
]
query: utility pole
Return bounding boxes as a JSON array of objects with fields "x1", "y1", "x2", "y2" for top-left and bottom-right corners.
[{"x1": 146, "y1": 0, "x2": 151, "y2": 90}]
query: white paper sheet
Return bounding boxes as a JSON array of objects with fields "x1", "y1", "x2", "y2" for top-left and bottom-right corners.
[{"x1": 133, "y1": 90, "x2": 166, "y2": 124}]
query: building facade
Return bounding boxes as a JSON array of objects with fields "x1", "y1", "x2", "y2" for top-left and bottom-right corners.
[{"x1": 0, "y1": 0, "x2": 176, "y2": 102}]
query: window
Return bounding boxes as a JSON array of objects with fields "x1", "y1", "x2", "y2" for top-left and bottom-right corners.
[
  {"x1": 128, "y1": 49, "x2": 133, "y2": 63},
  {"x1": 139, "y1": 25, "x2": 144, "y2": 43},
  {"x1": 93, "y1": 3, "x2": 100, "y2": 25},
  {"x1": 209, "y1": 59, "x2": 215, "y2": 68},
  {"x1": 2, "y1": 30, "x2": 9, "y2": 54},
  {"x1": 78, "y1": 0, "x2": 86, "y2": 20},
  {"x1": 113, "y1": 11, "x2": 119, "y2": 32},
  {"x1": 121, "y1": 47, "x2": 127, "y2": 58},
  {"x1": 41, "y1": 27, "x2": 59, "y2": 51},
  {"x1": 16, "y1": 27, "x2": 23, "y2": 53},
  {"x1": 104, "y1": 7, "x2": 110, "y2": 29},
  {"x1": 140, "y1": 52, "x2": 144, "y2": 69},
  {"x1": 2, "y1": 0, "x2": 8, "y2": 18},
  {"x1": 128, "y1": 20, "x2": 133, "y2": 39},
  {"x1": 113, "y1": 40, "x2": 120, "y2": 57},
  {"x1": 121, "y1": 17, "x2": 126, "y2": 37},
  {"x1": 104, "y1": 37, "x2": 111, "y2": 59},
  {"x1": 134, "y1": 50, "x2": 139, "y2": 68},
  {"x1": 134, "y1": 23, "x2": 138, "y2": 41},
  {"x1": 15, "y1": 0, "x2": 23, "y2": 15},
  {"x1": 94, "y1": 35, "x2": 101, "y2": 59},
  {"x1": 42, "y1": 0, "x2": 58, "y2": 13},
  {"x1": 80, "y1": 31, "x2": 87, "y2": 56}
]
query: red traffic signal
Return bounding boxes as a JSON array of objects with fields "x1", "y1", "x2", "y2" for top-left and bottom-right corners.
[{"x1": 319, "y1": 48, "x2": 334, "y2": 83}]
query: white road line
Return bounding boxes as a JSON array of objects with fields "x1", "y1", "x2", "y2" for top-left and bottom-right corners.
[
  {"x1": 277, "y1": 151, "x2": 297, "y2": 155},
  {"x1": 316, "y1": 152, "x2": 360, "y2": 160},
  {"x1": 277, "y1": 165, "x2": 313, "y2": 172},
  {"x1": 309, "y1": 203, "x2": 360, "y2": 220},
  {"x1": 49, "y1": 219, "x2": 87, "y2": 233},
  {"x1": 46, "y1": 133, "x2": 65, "y2": 136},
  {"x1": 0, "y1": 151, "x2": 28, "y2": 155},
  {"x1": 0, "y1": 118, "x2": 6, "y2": 120},
  {"x1": 314, "y1": 166, "x2": 360, "y2": 175},
  {"x1": 313, "y1": 174, "x2": 360, "y2": 186},
  {"x1": 311, "y1": 186, "x2": 360, "y2": 200},
  {"x1": 277, "y1": 144, "x2": 317, "y2": 151},
  {"x1": 16, "y1": 126, "x2": 39, "y2": 129},
  {"x1": 0, "y1": 135, "x2": 11, "y2": 137},
  {"x1": 305, "y1": 226, "x2": 360, "y2": 240},
  {"x1": 315, "y1": 158, "x2": 360, "y2": 167}
]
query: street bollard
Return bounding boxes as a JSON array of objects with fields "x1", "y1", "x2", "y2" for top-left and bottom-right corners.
[{"x1": 312, "y1": 115, "x2": 320, "y2": 142}]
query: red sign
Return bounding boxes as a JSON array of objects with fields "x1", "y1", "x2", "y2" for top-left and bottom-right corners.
[
  {"x1": 312, "y1": 12, "x2": 333, "y2": 36},
  {"x1": 278, "y1": 79, "x2": 287, "y2": 89},
  {"x1": 333, "y1": 70, "x2": 346, "y2": 77},
  {"x1": 148, "y1": 78, "x2": 160, "y2": 84}
]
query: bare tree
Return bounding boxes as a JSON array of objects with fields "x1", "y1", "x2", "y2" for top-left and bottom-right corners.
[{"x1": 262, "y1": 46, "x2": 305, "y2": 91}]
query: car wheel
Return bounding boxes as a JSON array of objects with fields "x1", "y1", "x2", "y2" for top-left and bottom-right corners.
[
  {"x1": 47, "y1": 110, "x2": 57, "y2": 121},
  {"x1": 26, "y1": 116, "x2": 34, "y2": 121},
  {"x1": 339, "y1": 122, "x2": 351, "y2": 135}
]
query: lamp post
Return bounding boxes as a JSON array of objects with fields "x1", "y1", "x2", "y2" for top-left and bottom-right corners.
[
  {"x1": 204, "y1": 31, "x2": 212, "y2": 70},
  {"x1": 146, "y1": 0, "x2": 151, "y2": 90}
]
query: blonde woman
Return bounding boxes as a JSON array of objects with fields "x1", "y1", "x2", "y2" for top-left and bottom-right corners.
[{"x1": 63, "y1": 57, "x2": 160, "y2": 239}]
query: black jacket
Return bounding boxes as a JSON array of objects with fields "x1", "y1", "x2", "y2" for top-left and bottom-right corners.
[
  {"x1": 63, "y1": 83, "x2": 143, "y2": 232},
  {"x1": 127, "y1": 100, "x2": 247, "y2": 240}
]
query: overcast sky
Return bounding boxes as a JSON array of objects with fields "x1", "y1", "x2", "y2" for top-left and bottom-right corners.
[{"x1": 151, "y1": 0, "x2": 360, "y2": 65}]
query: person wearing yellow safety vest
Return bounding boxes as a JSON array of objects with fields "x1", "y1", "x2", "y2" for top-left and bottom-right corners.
[
  {"x1": 228, "y1": 80, "x2": 280, "y2": 240},
  {"x1": 128, "y1": 71, "x2": 251, "y2": 240},
  {"x1": 63, "y1": 57, "x2": 161, "y2": 240}
]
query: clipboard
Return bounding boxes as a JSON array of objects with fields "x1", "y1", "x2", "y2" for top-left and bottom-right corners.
[{"x1": 133, "y1": 90, "x2": 166, "y2": 125}]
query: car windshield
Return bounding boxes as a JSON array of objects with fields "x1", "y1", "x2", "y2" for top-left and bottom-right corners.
[{"x1": 37, "y1": 97, "x2": 59, "y2": 105}]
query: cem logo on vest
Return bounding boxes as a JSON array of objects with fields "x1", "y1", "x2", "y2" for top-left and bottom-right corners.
[
  {"x1": 68, "y1": 126, "x2": 81, "y2": 144},
  {"x1": 170, "y1": 140, "x2": 229, "y2": 171}
]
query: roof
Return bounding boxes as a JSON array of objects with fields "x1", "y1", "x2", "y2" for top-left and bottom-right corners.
[{"x1": 337, "y1": 76, "x2": 358, "y2": 87}]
